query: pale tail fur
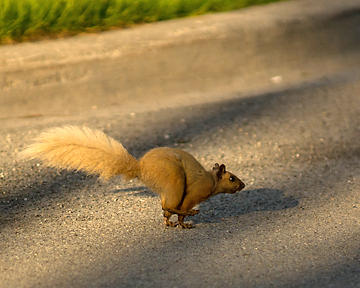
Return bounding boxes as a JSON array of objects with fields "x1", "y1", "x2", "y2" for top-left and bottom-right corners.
[{"x1": 21, "y1": 126, "x2": 139, "y2": 180}]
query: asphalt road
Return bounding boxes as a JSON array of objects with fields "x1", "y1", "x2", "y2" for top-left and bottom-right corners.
[{"x1": 1, "y1": 0, "x2": 360, "y2": 287}]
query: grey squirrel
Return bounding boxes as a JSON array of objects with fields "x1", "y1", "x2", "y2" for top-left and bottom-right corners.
[{"x1": 22, "y1": 126, "x2": 245, "y2": 228}]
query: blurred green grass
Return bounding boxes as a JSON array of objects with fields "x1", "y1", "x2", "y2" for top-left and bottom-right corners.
[{"x1": 0, "y1": 0, "x2": 284, "y2": 43}]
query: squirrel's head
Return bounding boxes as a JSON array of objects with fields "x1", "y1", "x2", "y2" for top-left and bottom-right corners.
[{"x1": 212, "y1": 163, "x2": 245, "y2": 194}]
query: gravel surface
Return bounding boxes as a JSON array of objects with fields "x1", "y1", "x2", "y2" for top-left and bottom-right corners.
[{"x1": 1, "y1": 0, "x2": 360, "y2": 287}]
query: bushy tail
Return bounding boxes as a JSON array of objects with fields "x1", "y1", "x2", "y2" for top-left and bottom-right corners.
[{"x1": 21, "y1": 126, "x2": 139, "y2": 180}]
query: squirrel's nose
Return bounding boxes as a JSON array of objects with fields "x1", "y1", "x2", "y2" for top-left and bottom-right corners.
[{"x1": 239, "y1": 181, "x2": 245, "y2": 190}]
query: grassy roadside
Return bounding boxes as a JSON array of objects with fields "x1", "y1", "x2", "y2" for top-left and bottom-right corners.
[{"x1": 0, "y1": 0, "x2": 284, "y2": 44}]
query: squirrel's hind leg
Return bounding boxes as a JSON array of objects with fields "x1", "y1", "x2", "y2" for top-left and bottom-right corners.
[
  {"x1": 159, "y1": 168, "x2": 186, "y2": 227},
  {"x1": 178, "y1": 215, "x2": 194, "y2": 229}
]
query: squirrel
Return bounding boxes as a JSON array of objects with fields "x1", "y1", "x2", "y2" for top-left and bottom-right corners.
[{"x1": 22, "y1": 126, "x2": 245, "y2": 228}]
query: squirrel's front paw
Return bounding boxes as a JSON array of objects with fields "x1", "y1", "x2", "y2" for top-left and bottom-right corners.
[{"x1": 189, "y1": 209, "x2": 199, "y2": 216}]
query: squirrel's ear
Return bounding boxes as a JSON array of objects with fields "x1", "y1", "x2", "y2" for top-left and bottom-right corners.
[
  {"x1": 213, "y1": 163, "x2": 226, "y2": 179},
  {"x1": 212, "y1": 163, "x2": 220, "y2": 171},
  {"x1": 219, "y1": 164, "x2": 226, "y2": 174},
  {"x1": 212, "y1": 163, "x2": 221, "y2": 179}
]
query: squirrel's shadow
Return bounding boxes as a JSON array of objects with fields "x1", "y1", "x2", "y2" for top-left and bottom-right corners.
[
  {"x1": 112, "y1": 186, "x2": 156, "y2": 198},
  {"x1": 112, "y1": 187, "x2": 298, "y2": 224},
  {"x1": 193, "y1": 188, "x2": 298, "y2": 224}
]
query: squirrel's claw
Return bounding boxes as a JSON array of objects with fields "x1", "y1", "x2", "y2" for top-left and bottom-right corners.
[{"x1": 179, "y1": 221, "x2": 194, "y2": 229}]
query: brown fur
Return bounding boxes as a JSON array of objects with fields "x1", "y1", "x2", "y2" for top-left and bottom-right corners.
[{"x1": 22, "y1": 126, "x2": 245, "y2": 228}]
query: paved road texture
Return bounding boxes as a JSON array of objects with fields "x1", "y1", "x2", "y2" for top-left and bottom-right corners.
[{"x1": 1, "y1": 0, "x2": 360, "y2": 287}]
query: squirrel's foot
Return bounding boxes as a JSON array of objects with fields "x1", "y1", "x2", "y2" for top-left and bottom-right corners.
[
  {"x1": 179, "y1": 221, "x2": 194, "y2": 229},
  {"x1": 164, "y1": 217, "x2": 178, "y2": 227},
  {"x1": 189, "y1": 209, "x2": 200, "y2": 216},
  {"x1": 178, "y1": 215, "x2": 194, "y2": 228}
]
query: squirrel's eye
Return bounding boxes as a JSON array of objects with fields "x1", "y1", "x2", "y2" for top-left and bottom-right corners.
[{"x1": 229, "y1": 176, "x2": 234, "y2": 182}]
